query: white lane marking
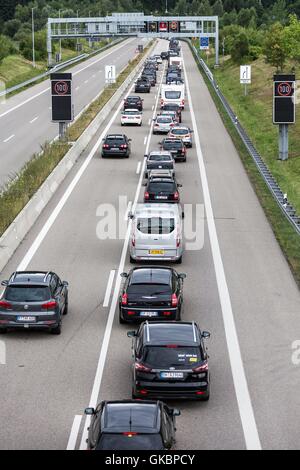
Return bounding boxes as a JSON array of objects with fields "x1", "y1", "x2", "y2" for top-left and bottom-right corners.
[
  {"x1": 103, "y1": 270, "x2": 116, "y2": 308},
  {"x1": 79, "y1": 58, "x2": 165, "y2": 451},
  {"x1": 0, "y1": 39, "x2": 135, "y2": 120},
  {"x1": 136, "y1": 161, "x2": 141, "y2": 175},
  {"x1": 182, "y1": 48, "x2": 261, "y2": 450},
  {"x1": 84, "y1": 80, "x2": 89, "y2": 84},
  {"x1": 49, "y1": 107, "x2": 52, "y2": 110},
  {"x1": 75, "y1": 86, "x2": 80, "y2": 91},
  {"x1": 148, "y1": 118, "x2": 151, "y2": 125},
  {"x1": 66, "y1": 415, "x2": 82, "y2": 451},
  {"x1": 29, "y1": 116, "x2": 39, "y2": 124},
  {"x1": 124, "y1": 201, "x2": 133, "y2": 221},
  {"x1": 152, "y1": 105, "x2": 154, "y2": 111},
  {"x1": 3, "y1": 134, "x2": 15, "y2": 143},
  {"x1": 143, "y1": 136, "x2": 147, "y2": 145}
]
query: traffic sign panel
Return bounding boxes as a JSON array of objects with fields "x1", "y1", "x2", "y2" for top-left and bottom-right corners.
[
  {"x1": 200, "y1": 37, "x2": 209, "y2": 50},
  {"x1": 240, "y1": 65, "x2": 251, "y2": 84},
  {"x1": 273, "y1": 74, "x2": 295, "y2": 124}
]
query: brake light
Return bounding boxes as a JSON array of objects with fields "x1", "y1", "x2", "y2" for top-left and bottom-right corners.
[
  {"x1": 193, "y1": 361, "x2": 208, "y2": 373},
  {"x1": 131, "y1": 235, "x2": 135, "y2": 247},
  {"x1": 42, "y1": 301, "x2": 57, "y2": 310},
  {"x1": 144, "y1": 191, "x2": 150, "y2": 200},
  {"x1": 182, "y1": 147, "x2": 186, "y2": 154},
  {"x1": 121, "y1": 293, "x2": 128, "y2": 305},
  {"x1": 139, "y1": 389, "x2": 148, "y2": 395},
  {"x1": 176, "y1": 236, "x2": 181, "y2": 248},
  {"x1": 163, "y1": 311, "x2": 172, "y2": 316},
  {"x1": 166, "y1": 344, "x2": 178, "y2": 348},
  {"x1": 196, "y1": 391, "x2": 206, "y2": 395},
  {"x1": 103, "y1": 144, "x2": 109, "y2": 149},
  {"x1": 0, "y1": 300, "x2": 12, "y2": 309},
  {"x1": 120, "y1": 144, "x2": 128, "y2": 149},
  {"x1": 171, "y1": 293, "x2": 178, "y2": 307},
  {"x1": 135, "y1": 362, "x2": 152, "y2": 372},
  {"x1": 181, "y1": 99, "x2": 185, "y2": 105},
  {"x1": 127, "y1": 311, "x2": 135, "y2": 316},
  {"x1": 123, "y1": 432, "x2": 138, "y2": 436},
  {"x1": 173, "y1": 191, "x2": 179, "y2": 200}
]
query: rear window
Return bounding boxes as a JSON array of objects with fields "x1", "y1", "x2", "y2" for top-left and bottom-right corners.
[
  {"x1": 5, "y1": 286, "x2": 50, "y2": 302},
  {"x1": 137, "y1": 217, "x2": 175, "y2": 235},
  {"x1": 157, "y1": 117, "x2": 172, "y2": 124},
  {"x1": 143, "y1": 346, "x2": 202, "y2": 368},
  {"x1": 163, "y1": 105, "x2": 179, "y2": 111},
  {"x1": 165, "y1": 91, "x2": 181, "y2": 99},
  {"x1": 124, "y1": 111, "x2": 139, "y2": 115},
  {"x1": 163, "y1": 141, "x2": 183, "y2": 149},
  {"x1": 106, "y1": 403, "x2": 157, "y2": 430},
  {"x1": 171, "y1": 128, "x2": 189, "y2": 135},
  {"x1": 97, "y1": 434, "x2": 163, "y2": 450},
  {"x1": 130, "y1": 268, "x2": 171, "y2": 286},
  {"x1": 149, "y1": 155, "x2": 172, "y2": 161},
  {"x1": 106, "y1": 137, "x2": 125, "y2": 144},
  {"x1": 148, "y1": 182, "x2": 176, "y2": 192},
  {"x1": 128, "y1": 283, "x2": 171, "y2": 295}
]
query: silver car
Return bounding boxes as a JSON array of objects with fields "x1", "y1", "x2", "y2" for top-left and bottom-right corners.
[
  {"x1": 144, "y1": 151, "x2": 175, "y2": 179},
  {"x1": 153, "y1": 115, "x2": 175, "y2": 134},
  {"x1": 129, "y1": 203, "x2": 183, "y2": 264}
]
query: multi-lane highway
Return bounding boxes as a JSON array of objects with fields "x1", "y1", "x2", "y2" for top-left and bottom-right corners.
[
  {"x1": 0, "y1": 39, "x2": 300, "y2": 450},
  {"x1": 0, "y1": 38, "x2": 144, "y2": 188}
]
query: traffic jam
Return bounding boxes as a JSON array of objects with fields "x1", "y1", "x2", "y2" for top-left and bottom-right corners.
[{"x1": 0, "y1": 39, "x2": 211, "y2": 451}]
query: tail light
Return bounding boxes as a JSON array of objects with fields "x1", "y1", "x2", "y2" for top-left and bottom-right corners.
[
  {"x1": 166, "y1": 344, "x2": 178, "y2": 348},
  {"x1": 103, "y1": 144, "x2": 109, "y2": 149},
  {"x1": 121, "y1": 293, "x2": 128, "y2": 305},
  {"x1": 135, "y1": 362, "x2": 152, "y2": 372},
  {"x1": 144, "y1": 191, "x2": 150, "y2": 200},
  {"x1": 196, "y1": 391, "x2": 206, "y2": 396},
  {"x1": 120, "y1": 144, "x2": 128, "y2": 149},
  {"x1": 123, "y1": 432, "x2": 138, "y2": 436},
  {"x1": 139, "y1": 389, "x2": 148, "y2": 395},
  {"x1": 122, "y1": 116, "x2": 127, "y2": 119},
  {"x1": 0, "y1": 300, "x2": 12, "y2": 310},
  {"x1": 171, "y1": 293, "x2": 178, "y2": 307},
  {"x1": 181, "y1": 99, "x2": 185, "y2": 106},
  {"x1": 42, "y1": 301, "x2": 57, "y2": 310},
  {"x1": 127, "y1": 311, "x2": 135, "y2": 316},
  {"x1": 173, "y1": 191, "x2": 179, "y2": 200},
  {"x1": 163, "y1": 311, "x2": 172, "y2": 316},
  {"x1": 182, "y1": 147, "x2": 186, "y2": 155},
  {"x1": 193, "y1": 361, "x2": 208, "y2": 373},
  {"x1": 176, "y1": 236, "x2": 181, "y2": 248}
]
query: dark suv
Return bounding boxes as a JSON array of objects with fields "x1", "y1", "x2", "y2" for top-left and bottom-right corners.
[
  {"x1": 160, "y1": 138, "x2": 187, "y2": 162},
  {"x1": 85, "y1": 400, "x2": 180, "y2": 450},
  {"x1": 135, "y1": 78, "x2": 151, "y2": 93},
  {"x1": 124, "y1": 95, "x2": 143, "y2": 111},
  {"x1": 102, "y1": 134, "x2": 131, "y2": 158},
  {"x1": 144, "y1": 175, "x2": 182, "y2": 203},
  {"x1": 128, "y1": 322, "x2": 211, "y2": 400},
  {"x1": 119, "y1": 267, "x2": 186, "y2": 323},
  {"x1": 0, "y1": 271, "x2": 69, "y2": 335}
]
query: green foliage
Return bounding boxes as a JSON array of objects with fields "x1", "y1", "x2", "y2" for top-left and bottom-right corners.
[
  {"x1": 263, "y1": 22, "x2": 288, "y2": 71},
  {"x1": 3, "y1": 19, "x2": 21, "y2": 38},
  {"x1": 0, "y1": 35, "x2": 16, "y2": 63},
  {"x1": 230, "y1": 31, "x2": 250, "y2": 64},
  {"x1": 19, "y1": 30, "x2": 47, "y2": 62},
  {"x1": 282, "y1": 14, "x2": 300, "y2": 62}
]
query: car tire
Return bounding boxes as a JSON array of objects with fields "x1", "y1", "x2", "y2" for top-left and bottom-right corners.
[
  {"x1": 132, "y1": 388, "x2": 137, "y2": 399},
  {"x1": 51, "y1": 323, "x2": 62, "y2": 335},
  {"x1": 0, "y1": 328, "x2": 8, "y2": 334},
  {"x1": 176, "y1": 256, "x2": 182, "y2": 264},
  {"x1": 63, "y1": 298, "x2": 69, "y2": 315},
  {"x1": 119, "y1": 314, "x2": 126, "y2": 324},
  {"x1": 130, "y1": 255, "x2": 137, "y2": 264}
]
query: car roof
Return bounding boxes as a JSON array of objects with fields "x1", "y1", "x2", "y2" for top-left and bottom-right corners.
[
  {"x1": 129, "y1": 267, "x2": 173, "y2": 285},
  {"x1": 134, "y1": 203, "x2": 180, "y2": 218},
  {"x1": 142, "y1": 322, "x2": 200, "y2": 346},
  {"x1": 106, "y1": 134, "x2": 125, "y2": 139},
  {"x1": 148, "y1": 151, "x2": 172, "y2": 157},
  {"x1": 7, "y1": 271, "x2": 52, "y2": 286},
  {"x1": 101, "y1": 401, "x2": 160, "y2": 434}
]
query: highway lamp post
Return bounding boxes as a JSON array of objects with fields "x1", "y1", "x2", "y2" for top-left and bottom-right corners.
[
  {"x1": 165, "y1": 0, "x2": 168, "y2": 14},
  {"x1": 59, "y1": 10, "x2": 62, "y2": 62},
  {"x1": 31, "y1": 7, "x2": 36, "y2": 68}
]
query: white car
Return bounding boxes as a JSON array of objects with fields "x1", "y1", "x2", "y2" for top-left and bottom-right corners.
[
  {"x1": 153, "y1": 115, "x2": 175, "y2": 134},
  {"x1": 121, "y1": 109, "x2": 142, "y2": 126}
]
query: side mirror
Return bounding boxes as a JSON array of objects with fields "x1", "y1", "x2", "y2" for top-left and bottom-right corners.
[
  {"x1": 177, "y1": 183, "x2": 182, "y2": 188},
  {"x1": 85, "y1": 408, "x2": 95, "y2": 416},
  {"x1": 202, "y1": 331, "x2": 211, "y2": 339},
  {"x1": 142, "y1": 183, "x2": 147, "y2": 186},
  {"x1": 144, "y1": 154, "x2": 148, "y2": 158},
  {"x1": 179, "y1": 273, "x2": 186, "y2": 280},
  {"x1": 173, "y1": 409, "x2": 181, "y2": 417},
  {"x1": 190, "y1": 129, "x2": 194, "y2": 133},
  {"x1": 62, "y1": 281, "x2": 69, "y2": 287},
  {"x1": 128, "y1": 212, "x2": 134, "y2": 220},
  {"x1": 120, "y1": 272, "x2": 128, "y2": 278},
  {"x1": 127, "y1": 331, "x2": 137, "y2": 338},
  {"x1": 1, "y1": 280, "x2": 8, "y2": 287}
]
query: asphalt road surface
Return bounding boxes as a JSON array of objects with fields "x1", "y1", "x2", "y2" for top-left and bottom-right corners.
[
  {"x1": 0, "y1": 39, "x2": 300, "y2": 450},
  {"x1": 0, "y1": 38, "x2": 144, "y2": 188}
]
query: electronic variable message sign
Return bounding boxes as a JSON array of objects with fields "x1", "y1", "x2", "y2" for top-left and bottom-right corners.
[
  {"x1": 51, "y1": 73, "x2": 73, "y2": 122},
  {"x1": 273, "y1": 74, "x2": 295, "y2": 124}
]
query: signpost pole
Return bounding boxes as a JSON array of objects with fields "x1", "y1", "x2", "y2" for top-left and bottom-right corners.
[
  {"x1": 279, "y1": 124, "x2": 289, "y2": 161},
  {"x1": 59, "y1": 122, "x2": 67, "y2": 140}
]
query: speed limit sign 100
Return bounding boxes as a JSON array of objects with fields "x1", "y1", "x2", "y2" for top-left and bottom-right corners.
[
  {"x1": 275, "y1": 81, "x2": 294, "y2": 97},
  {"x1": 52, "y1": 80, "x2": 71, "y2": 96}
]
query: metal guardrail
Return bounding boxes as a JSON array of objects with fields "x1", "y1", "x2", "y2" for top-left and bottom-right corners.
[
  {"x1": 189, "y1": 41, "x2": 300, "y2": 236},
  {"x1": 0, "y1": 38, "x2": 124, "y2": 98}
]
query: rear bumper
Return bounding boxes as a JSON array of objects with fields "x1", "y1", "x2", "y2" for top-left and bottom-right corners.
[
  {"x1": 134, "y1": 381, "x2": 210, "y2": 400},
  {"x1": 0, "y1": 319, "x2": 59, "y2": 330},
  {"x1": 120, "y1": 307, "x2": 178, "y2": 322},
  {"x1": 102, "y1": 150, "x2": 129, "y2": 157}
]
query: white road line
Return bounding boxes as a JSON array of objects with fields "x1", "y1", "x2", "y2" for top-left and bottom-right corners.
[
  {"x1": 84, "y1": 80, "x2": 89, "y2": 84},
  {"x1": 66, "y1": 415, "x2": 82, "y2": 451},
  {"x1": 0, "y1": 39, "x2": 135, "y2": 120},
  {"x1": 182, "y1": 49, "x2": 261, "y2": 450},
  {"x1": 103, "y1": 270, "x2": 116, "y2": 307},
  {"x1": 124, "y1": 201, "x2": 133, "y2": 221},
  {"x1": 136, "y1": 162, "x2": 141, "y2": 175},
  {"x1": 75, "y1": 86, "x2": 80, "y2": 91},
  {"x1": 3, "y1": 134, "x2": 15, "y2": 143},
  {"x1": 143, "y1": 136, "x2": 147, "y2": 145},
  {"x1": 148, "y1": 118, "x2": 151, "y2": 125},
  {"x1": 79, "y1": 62, "x2": 165, "y2": 451},
  {"x1": 29, "y1": 116, "x2": 39, "y2": 124},
  {"x1": 152, "y1": 105, "x2": 154, "y2": 111}
]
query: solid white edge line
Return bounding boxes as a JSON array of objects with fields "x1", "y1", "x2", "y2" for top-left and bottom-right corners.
[
  {"x1": 66, "y1": 415, "x2": 82, "y2": 451},
  {"x1": 0, "y1": 39, "x2": 135, "y2": 120},
  {"x1": 136, "y1": 162, "x2": 141, "y2": 175},
  {"x1": 182, "y1": 46, "x2": 261, "y2": 451},
  {"x1": 79, "y1": 57, "x2": 164, "y2": 451},
  {"x1": 29, "y1": 117, "x2": 38, "y2": 124},
  {"x1": 103, "y1": 270, "x2": 116, "y2": 308},
  {"x1": 3, "y1": 134, "x2": 15, "y2": 143}
]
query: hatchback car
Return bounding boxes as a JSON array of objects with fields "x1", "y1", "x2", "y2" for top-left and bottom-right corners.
[
  {"x1": 168, "y1": 126, "x2": 193, "y2": 147},
  {"x1": 160, "y1": 138, "x2": 187, "y2": 162},
  {"x1": 119, "y1": 266, "x2": 186, "y2": 323},
  {"x1": 135, "y1": 78, "x2": 151, "y2": 93},
  {"x1": 160, "y1": 103, "x2": 182, "y2": 123},
  {"x1": 124, "y1": 95, "x2": 143, "y2": 111},
  {"x1": 102, "y1": 134, "x2": 131, "y2": 158},
  {"x1": 153, "y1": 116, "x2": 175, "y2": 134},
  {"x1": 161, "y1": 51, "x2": 169, "y2": 60},
  {"x1": 121, "y1": 109, "x2": 142, "y2": 126},
  {"x1": 144, "y1": 151, "x2": 175, "y2": 179},
  {"x1": 128, "y1": 322, "x2": 211, "y2": 400},
  {"x1": 85, "y1": 400, "x2": 180, "y2": 450},
  {"x1": 143, "y1": 176, "x2": 182, "y2": 204},
  {"x1": 129, "y1": 203, "x2": 183, "y2": 264},
  {"x1": 141, "y1": 72, "x2": 156, "y2": 87},
  {"x1": 0, "y1": 271, "x2": 69, "y2": 335}
]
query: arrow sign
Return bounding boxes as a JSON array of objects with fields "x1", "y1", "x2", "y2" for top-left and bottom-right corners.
[{"x1": 240, "y1": 65, "x2": 251, "y2": 84}]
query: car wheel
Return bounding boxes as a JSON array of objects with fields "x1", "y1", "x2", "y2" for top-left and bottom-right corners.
[
  {"x1": 0, "y1": 328, "x2": 8, "y2": 334},
  {"x1": 51, "y1": 323, "x2": 62, "y2": 335},
  {"x1": 130, "y1": 255, "x2": 137, "y2": 264},
  {"x1": 176, "y1": 309, "x2": 181, "y2": 321},
  {"x1": 139, "y1": 122, "x2": 142, "y2": 126},
  {"x1": 176, "y1": 256, "x2": 182, "y2": 264},
  {"x1": 132, "y1": 388, "x2": 137, "y2": 399},
  {"x1": 63, "y1": 298, "x2": 68, "y2": 315},
  {"x1": 119, "y1": 314, "x2": 126, "y2": 324}
]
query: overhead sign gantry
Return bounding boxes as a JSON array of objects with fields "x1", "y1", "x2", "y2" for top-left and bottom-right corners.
[{"x1": 47, "y1": 12, "x2": 219, "y2": 66}]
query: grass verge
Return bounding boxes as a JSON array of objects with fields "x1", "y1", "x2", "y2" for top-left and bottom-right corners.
[{"x1": 189, "y1": 44, "x2": 300, "y2": 288}]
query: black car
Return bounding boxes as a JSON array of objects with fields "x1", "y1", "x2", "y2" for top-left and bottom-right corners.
[
  {"x1": 102, "y1": 134, "x2": 131, "y2": 158},
  {"x1": 0, "y1": 271, "x2": 69, "y2": 335},
  {"x1": 160, "y1": 138, "x2": 187, "y2": 162},
  {"x1": 166, "y1": 73, "x2": 182, "y2": 85},
  {"x1": 141, "y1": 71, "x2": 156, "y2": 86},
  {"x1": 144, "y1": 175, "x2": 182, "y2": 203},
  {"x1": 85, "y1": 400, "x2": 180, "y2": 450},
  {"x1": 160, "y1": 103, "x2": 182, "y2": 123},
  {"x1": 124, "y1": 95, "x2": 143, "y2": 111},
  {"x1": 128, "y1": 321, "x2": 211, "y2": 400},
  {"x1": 119, "y1": 267, "x2": 186, "y2": 323},
  {"x1": 161, "y1": 51, "x2": 169, "y2": 60},
  {"x1": 135, "y1": 78, "x2": 151, "y2": 93}
]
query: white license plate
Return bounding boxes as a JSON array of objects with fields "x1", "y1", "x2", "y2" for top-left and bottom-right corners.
[
  {"x1": 17, "y1": 316, "x2": 36, "y2": 322},
  {"x1": 155, "y1": 196, "x2": 168, "y2": 200},
  {"x1": 160, "y1": 372, "x2": 184, "y2": 379},
  {"x1": 140, "y1": 311, "x2": 158, "y2": 317},
  {"x1": 111, "y1": 148, "x2": 120, "y2": 151}
]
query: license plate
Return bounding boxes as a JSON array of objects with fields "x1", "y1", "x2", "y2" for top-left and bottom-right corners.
[
  {"x1": 140, "y1": 311, "x2": 158, "y2": 317},
  {"x1": 17, "y1": 316, "x2": 36, "y2": 322},
  {"x1": 111, "y1": 148, "x2": 120, "y2": 151},
  {"x1": 155, "y1": 196, "x2": 168, "y2": 200},
  {"x1": 149, "y1": 250, "x2": 165, "y2": 255},
  {"x1": 160, "y1": 372, "x2": 184, "y2": 379}
]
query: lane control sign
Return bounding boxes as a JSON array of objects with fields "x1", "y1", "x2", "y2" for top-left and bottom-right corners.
[
  {"x1": 105, "y1": 65, "x2": 116, "y2": 84},
  {"x1": 51, "y1": 73, "x2": 73, "y2": 122},
  {"x1": 273, "y1": 74, "x2": 295, "y2": 124},
  {"x1": 240, "y1": 65, "x2": 251, "y2": 84}
]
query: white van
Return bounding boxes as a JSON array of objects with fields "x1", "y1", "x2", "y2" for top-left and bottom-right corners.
[
  {"x1": 129, "y1": 203, "x2": 183, "y2": 264},
  {"x1": 161, "y1": 84, "x2": 185, "y2": 109},
  {"x1": 169, "y1": 56, "x2": 183, "y2": 70}
]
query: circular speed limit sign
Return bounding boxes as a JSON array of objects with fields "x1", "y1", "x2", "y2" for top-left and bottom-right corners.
[
  {"x1": 277, "y1": 82, "x2": 292, "y2": 96},
  {"x1": 54, "y1": 81, "x2": 69, "y2": 95}
]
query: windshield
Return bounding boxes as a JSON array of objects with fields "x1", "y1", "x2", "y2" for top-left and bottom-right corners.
[
  {"x1": 165, "y1": 91, "x2": 181, "y2": 99},
  {"x1": 127, "y1": 283, "x2": 171, "y2": 295},
  {"x1": 5, "y1": 286, "x2": 50, "y2": 302},
  {"x1": 148, "y1": 182, "x2": 176, "y2": 192},
  {"x1": 143, "y1": 346, "x2": 202, "y2": 368},
  {"x1": 137, "y1": 217, "x2": 175, "y2": 235},
  {"x1": 97, "y1": 433, "x2": 164, "y2": 450}
]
